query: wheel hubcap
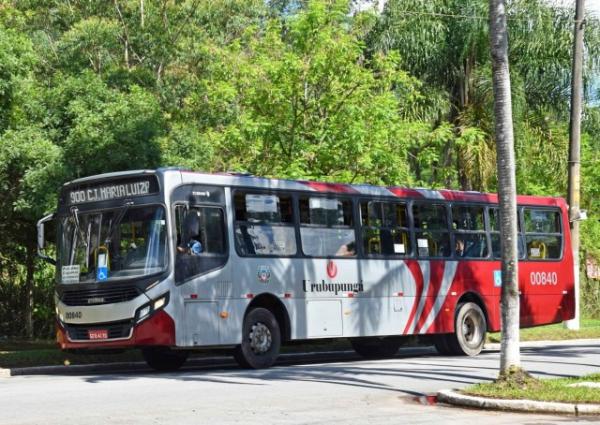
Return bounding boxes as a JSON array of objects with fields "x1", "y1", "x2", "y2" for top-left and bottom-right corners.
[
  {"x1": 462, "y1": 312, "x2": 483, "y2": 348},
  {"x1": 249, "y1": 322, "x2": 272, "y2": 354}
]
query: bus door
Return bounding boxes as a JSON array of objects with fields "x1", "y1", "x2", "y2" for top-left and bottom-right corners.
[{"x1": 171, "y1": 185, "x2": 230, "y2": 346}]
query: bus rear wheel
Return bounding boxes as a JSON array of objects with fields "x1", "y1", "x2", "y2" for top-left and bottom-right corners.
[
  {"x1": 438, "y1": 302, "x2": 486, "y2": 356},
  {"x1": 234, "y1": 307, "x2": 281, "y2": 369},
  {"x1": 142, "y1": 347, "x2": 188, "y2": 372},
  {"x1": 350, "y1": 336, "x2": 403, "y2": 358}
]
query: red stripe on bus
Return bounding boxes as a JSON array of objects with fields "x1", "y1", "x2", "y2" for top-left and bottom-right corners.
[
  {"x1": 414, "y1": 261, "x2": 446, "y2": 333},
  {"x1": 388, "y1": 188, "x2": 425, "y2": 198},
  {"x1": 403, "y1": 261, "x2": 424, "y2": 335},
  {"x1": 300, "y1": 181, "x2": 360, "y2": 194}
]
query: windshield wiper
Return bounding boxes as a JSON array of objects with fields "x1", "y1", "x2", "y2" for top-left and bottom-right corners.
[{"x1": 105, "y1": 201, "x2": 134, "y2": 245}]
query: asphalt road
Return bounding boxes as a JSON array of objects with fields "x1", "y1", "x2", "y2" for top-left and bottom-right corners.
[{"x1": 1, "y1": 341, "x2": 599, "y2": 425}]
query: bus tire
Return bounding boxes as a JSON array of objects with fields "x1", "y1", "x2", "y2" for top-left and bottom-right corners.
[
  {"x1": 142, "y1": 347, "x2": 188, "y2": 372},
  {"x1": 448, "y1": 302, "x2": 487, "y2": 356},
  {"x1": 234, "y1": 307, "x2": 281, "y2": 369},
  {"x1": 350, "y1": 337, "x2": 402, "y2": 358}
]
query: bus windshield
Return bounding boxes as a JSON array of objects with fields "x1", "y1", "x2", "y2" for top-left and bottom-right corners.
[{"x1": 57, "y1": 205, "x2": 168, "y2": 284}]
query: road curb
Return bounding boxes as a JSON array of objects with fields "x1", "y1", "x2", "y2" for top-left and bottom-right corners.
[
  {"x1": 483, "y1": 338, "x2": 600, "y2": 351},
  {"x1": 437, "y1": 389, "x2": 600, "y2": 415}
]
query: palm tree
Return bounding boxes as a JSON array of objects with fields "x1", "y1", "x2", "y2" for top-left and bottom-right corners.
[
  {"x1": 489, "y1": 0, "x2": 520, "y2": 374},
  {"x1": 368, "y1": 0, "x2": 600, "y2": 194}
]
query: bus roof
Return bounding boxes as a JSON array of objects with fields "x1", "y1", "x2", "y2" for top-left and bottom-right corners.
[
  {"x1": 180, "y1": 170, "x2": 566, "y2": 207},
  {"x1": 63, "y1": 168, "x2": 566, "y2": 207}
]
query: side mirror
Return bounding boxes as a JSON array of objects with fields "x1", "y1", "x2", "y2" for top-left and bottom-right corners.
[{"x1": 37, "y1": 213, "x2": 56, "y2": 266}]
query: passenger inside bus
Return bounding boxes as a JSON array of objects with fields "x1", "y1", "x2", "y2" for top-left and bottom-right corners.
[
  {"x1": 178, "y1": 210, "x2": 204, "y2": 255},
  {"x1": 336, "y1": 241, "x2": 356, "y2": 257},
  {"x1": 455, "y1": 238, "x2": 465, "y2": 257}
]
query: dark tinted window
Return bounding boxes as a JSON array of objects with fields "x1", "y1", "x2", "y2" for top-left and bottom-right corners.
[
  {"x1": 361, "y1": 201, "x2": 411, "y2": 256},
  {"x1": 413, "y1": 203, "x2": 450, "y2": 257},
  {"x1": 451, "y1": 205, "x2": 488, "y2": 259},
  {"x1": 413, "y1": 203, "x2": 448, "y2": 230},
  {"x1": 452, "y1": 206, "x2": 485, "y2": 231}
]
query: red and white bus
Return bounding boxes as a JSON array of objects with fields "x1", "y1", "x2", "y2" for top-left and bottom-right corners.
[{"x1": 37, "y1": 168, "x2": 574, "y2": 370}]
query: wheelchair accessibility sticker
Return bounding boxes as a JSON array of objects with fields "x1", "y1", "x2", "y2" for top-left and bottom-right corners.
[{"x1": 494, "y1": 270, "x2": 502, "y2": 287}]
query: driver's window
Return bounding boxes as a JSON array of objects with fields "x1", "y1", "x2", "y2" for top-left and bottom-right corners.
[{"x1": 174, "y1": 205, "x2": 227, "y2": 282}]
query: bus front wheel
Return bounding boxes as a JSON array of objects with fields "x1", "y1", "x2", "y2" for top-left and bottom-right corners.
[
  {"x1": 234, "y1": 307, "x2": 281, "y2": 369},
  {"x1": 142, "y1": 347, "x2": 188, "y2": 372}
]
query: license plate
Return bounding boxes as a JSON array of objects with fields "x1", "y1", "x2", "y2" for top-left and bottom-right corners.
[{"x1": 88, "y1": 329, "x2": 108, "y2": 340}]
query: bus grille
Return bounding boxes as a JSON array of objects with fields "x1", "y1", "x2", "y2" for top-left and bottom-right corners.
[
  {"x1": 65, "y1": 320, "x2": 133, "y2": 341},
  {"x1": 60, "y1": 286, "x2": 141, "y2": 306}
]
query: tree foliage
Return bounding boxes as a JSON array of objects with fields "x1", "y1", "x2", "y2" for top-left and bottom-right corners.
[{"x1": 0, "y1": 0, "x2": 599, "y2": 337}]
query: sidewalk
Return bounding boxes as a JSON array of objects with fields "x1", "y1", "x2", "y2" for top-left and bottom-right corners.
[
  {"x1": 437, "y1": 338, "x2": 600, "y2": 416},
  {"x1": 438, "y1": 389, "x2": 600, "y2": 415}
]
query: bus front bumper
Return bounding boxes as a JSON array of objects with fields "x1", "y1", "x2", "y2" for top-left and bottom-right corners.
[{"x1": 56, "y1": 309, "x2": 175, "y2": 350}]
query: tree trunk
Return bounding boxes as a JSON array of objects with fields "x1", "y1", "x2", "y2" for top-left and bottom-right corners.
[{"x1": 489, "y1": 0, "x2": 520, "y2": 373}]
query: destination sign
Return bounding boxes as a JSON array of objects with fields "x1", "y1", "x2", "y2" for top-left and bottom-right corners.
[{"x1": 67, "y1": 177, "x2": 158, "y2": 205}]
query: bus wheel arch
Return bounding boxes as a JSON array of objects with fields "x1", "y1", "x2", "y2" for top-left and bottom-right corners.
[
  {"x1": 455, "y1": 292, "x2": 490, "y2": 333},
  {"x1": 234, "y1": 293, "x2": 290, "y2": 369},
  {"x1": 435, "y1": 292, "x2": 488, "y2": 356},
  {"x1": 245, "y1": 293, "x2": 291, "y2": 342}
]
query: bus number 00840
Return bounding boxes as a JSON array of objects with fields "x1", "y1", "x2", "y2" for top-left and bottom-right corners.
[{"x1": 530, "y1": 271, "x2": 558, "y2": 286}]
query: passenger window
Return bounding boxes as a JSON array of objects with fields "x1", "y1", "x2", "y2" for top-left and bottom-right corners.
[
  {"x1": 490, "y1": 233, "x2": 526, "y2": 259},
  {"x1": 524, "y1": 209, "x2": 561, "y2": 234},
  {"x1": 234, "y1": 192, "x2": 296, "y2": 256},
  {"x1": 174, "y1": 206, "x2": 227, "y2": 282},
  {"x1": 361, "y1": 201, "x2": 411, "y2": 256},
  {"x1": 413, "y1": 204, "x2": 448, "y2": 230},
  {"x1": 489, "y1": 207, "x2": 525, "y2": 259},
  {"x1": 452, "y1": 206, "x2": 485, "y2": 231},
  {"x1": 299, "y1": 197, "x2": 355, "y2": 257},
  {"x1": 523, "y1": 208, "x2": 562, "y2": 260},
  {"x1": 413, "y1": 203, "x2": 450, "y2": 258},
  {"x1": 451, "y1": 205, "x2": 488, "y2": 258}
]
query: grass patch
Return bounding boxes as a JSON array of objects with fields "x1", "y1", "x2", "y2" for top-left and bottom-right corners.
[
  {"x1": 487, "y1": 318, "x2": 600, "y2": 343},
  {"x1": 464, "y1": 371, "x2": 600, "y2": 404},
  {"x1": 0, "y1": 339, "x2": 143, "y2": 369}
]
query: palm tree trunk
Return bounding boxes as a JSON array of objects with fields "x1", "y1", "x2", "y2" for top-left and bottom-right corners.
[{"x1": 489, "y1": 0, "x2": 520, "y2": 373}]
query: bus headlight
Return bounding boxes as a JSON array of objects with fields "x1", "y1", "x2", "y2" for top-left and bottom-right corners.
[
  {"x1": 135, "y1": 292, "x2": 169, "y2": 323},
  {"x1": 153, "y1": 296, "x2": 166, "y2": 310}
]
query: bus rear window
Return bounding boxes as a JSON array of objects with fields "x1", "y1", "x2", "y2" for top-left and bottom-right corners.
[{"x1": 523, "y1": 208, "x2": 562, "y2": 260}]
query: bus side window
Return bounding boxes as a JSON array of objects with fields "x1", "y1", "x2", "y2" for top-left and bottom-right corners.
[
  {"x1": 451, "y1": 205, "x2": 488, "y2": 258},
  {"x1": 233, "y1": 192, "x2": 296, "y2": 257},
  {"x1": 413, "y1": 203, "x2": 450, "y2": 258},
  {"x1": 174, "y1": 205, "x2": 227, "y2": 283},
  {"x1": 299, "y1": 196, "x2": 355, "y2": 257},
  {"x1": 361, "y1": 201, "x2": 411, "y2": 256},
  {"x1": 489, "y1": 207, "x2": 525, "y2": 259},
  {"x1": 523, "y1": 208, "x2": 562, "y2": 260}
]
